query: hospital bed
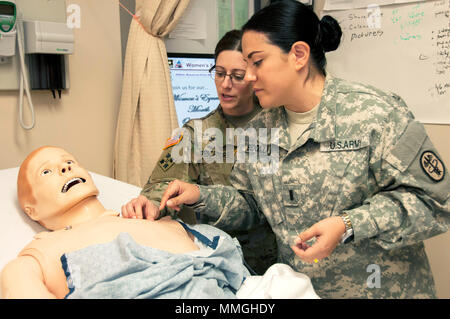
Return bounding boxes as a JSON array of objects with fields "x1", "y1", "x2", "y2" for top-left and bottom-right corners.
[{"x1": 0, "y1": 167, "x2": 318, "y2": 299}]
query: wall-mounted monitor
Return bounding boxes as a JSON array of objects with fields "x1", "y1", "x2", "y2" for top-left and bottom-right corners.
[{"x1": 167, "y1": 53, "x2": 219, "y2": 127}]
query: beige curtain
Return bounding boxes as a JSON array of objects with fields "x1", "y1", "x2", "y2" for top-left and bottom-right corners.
[{"x1": 113, "y1": 0, "x2": 190, "y2": 186}]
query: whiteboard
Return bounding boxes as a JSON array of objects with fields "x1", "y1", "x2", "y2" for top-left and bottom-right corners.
[{"x1": 324, "y1": 0, "x2": 450, "y2": 124}]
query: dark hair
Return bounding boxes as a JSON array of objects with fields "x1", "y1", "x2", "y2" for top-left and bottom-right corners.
[
  {"x1": 242, "y1": 0, "x2": 342, "y2": 76},
  {"x1": 214, "y1": 29, "x2": 242, "y2": 61}
]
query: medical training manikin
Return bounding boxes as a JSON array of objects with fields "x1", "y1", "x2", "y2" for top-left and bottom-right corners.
[{"x1": 0, "y1": 146, "x2": 249, "y2": 299}]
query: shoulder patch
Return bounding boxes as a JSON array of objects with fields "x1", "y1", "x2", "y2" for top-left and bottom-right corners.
[
  {"x1": 158, "y1": 152, "x2": 175, "y2": 172},
  {"x1": 420, "y1": 151, "x2": 445, "y2": 182},
  {"x1": 163, "y1": 132, "x2": 183, "y2": 150}
]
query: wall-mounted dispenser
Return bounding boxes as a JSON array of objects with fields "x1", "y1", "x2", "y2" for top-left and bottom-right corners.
[
  {"x1": 23, "y1": 20, "x2": 74, "y2": 54},
  {"x1": 23, "y1": 20, "x2": 74, "y2": 98}
]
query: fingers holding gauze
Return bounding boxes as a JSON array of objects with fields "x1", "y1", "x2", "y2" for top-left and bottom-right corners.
[
  {"x1": 291, "y1": 217, "x2": 345, "y2": 263},
  {"x1": 291, "y1": 234, "x2": 315, "y2": 262}
]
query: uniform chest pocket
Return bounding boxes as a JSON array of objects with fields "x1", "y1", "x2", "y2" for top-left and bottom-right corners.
[
  {"x1": 247, "y1": 169, "x2": 285, "y2": 227},
  {"x1": 203, "y1": 162, "x2": 234, "y2": 185},
  {"x1": 321, "y1": 137, "x2": 370, "y2": 212},
  {"x1": 202, "y1": 147, "x2": 235, "y2": 185},
  {"x1": 321, "y1": 137, "x2": 370, "y2": 176}
]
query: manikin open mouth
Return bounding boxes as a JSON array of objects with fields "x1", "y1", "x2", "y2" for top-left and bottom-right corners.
[{"x1": 61, "y1": 177, "x2": 86, "y2": 193}]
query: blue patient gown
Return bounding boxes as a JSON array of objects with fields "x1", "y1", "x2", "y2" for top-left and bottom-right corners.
[{"x1": 60, "y1": 223, "x2": 250, "y2": 299}]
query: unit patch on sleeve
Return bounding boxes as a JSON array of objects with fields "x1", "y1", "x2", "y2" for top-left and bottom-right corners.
[
  {"x1": 163, "y1": 132, "x2": 183, "y2": 150},
  {"x1": 158, "y1": 152, "x2": 175, "y2": 172},
  {"x1": 420, "y1": 150, "x2": 445, "y2": 182}
]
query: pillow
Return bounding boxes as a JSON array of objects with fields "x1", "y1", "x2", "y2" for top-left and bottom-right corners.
[{"x1": 0, "y1": 167, "x2": 141, "y2": 298}]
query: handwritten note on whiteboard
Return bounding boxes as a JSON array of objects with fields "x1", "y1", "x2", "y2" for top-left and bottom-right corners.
[{"x1": 325, "y1": 0, "x2": 450, "y2": 124}]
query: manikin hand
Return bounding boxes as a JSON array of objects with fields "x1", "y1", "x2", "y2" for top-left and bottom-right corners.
[
  {"x1": 121, "y1": 195, "x2": 160, "y2": 220},
  {"x1": 291, "y1": 216, "x2": 346, "y2": 263},
  {"x1": 159, "y1": 180, "x2": 200, "y2": 212}
]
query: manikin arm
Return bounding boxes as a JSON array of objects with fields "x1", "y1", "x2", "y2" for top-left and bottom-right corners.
[{"x1": 1, "y1": 256, "x2": 56, "y2": 299}]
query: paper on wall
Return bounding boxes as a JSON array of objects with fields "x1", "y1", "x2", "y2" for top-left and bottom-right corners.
[
  {"x1": 168, "y1": 4, "x2": 207, "y2": 40},
  {"x1": 323, "y1": 0, "x2": 426, "y2": 11}
]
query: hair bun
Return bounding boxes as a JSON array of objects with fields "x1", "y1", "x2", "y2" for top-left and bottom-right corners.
[{"x1": 319, "y1": 15, "x2": 342, "y2": 52}]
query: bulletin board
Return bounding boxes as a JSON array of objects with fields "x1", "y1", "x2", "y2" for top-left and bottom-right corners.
[{"x1": 324, "y1": 0, "x2": 450, "y2": 124}]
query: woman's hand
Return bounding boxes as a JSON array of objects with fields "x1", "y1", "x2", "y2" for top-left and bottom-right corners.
[
  {"x1": 159, "y1": 180, "x2": 200, "y2": 211},
  {"x1": 121, "y1": 195, "x2": 160, "y2": 221},
  {"x1": 291, "y1": 216, "x2": 346, "y2": 263}
]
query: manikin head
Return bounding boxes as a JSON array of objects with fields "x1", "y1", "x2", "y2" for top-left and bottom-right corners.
[{"x1": 17, "y1": 146, "x2": 99, "y2": 230}]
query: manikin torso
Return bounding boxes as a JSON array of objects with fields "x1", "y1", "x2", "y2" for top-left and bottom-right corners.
[
  {"x1": 2, "y1": 146, "x2": 198, "y2": 299},
  {"x1": 19, "y1": 212, "x2": 198, "y2": 298}
]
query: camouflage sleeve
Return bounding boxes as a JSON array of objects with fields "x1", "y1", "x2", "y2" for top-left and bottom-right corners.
[
  {"x1": 190, "y1": 163, "x2": 263, "y2": 232},
  {"x1": 140, "y1": 127, "x2": 200, "y2": 218},
  {"x1": 346, "y1": 98, "x2": 450, "y2": 250}
]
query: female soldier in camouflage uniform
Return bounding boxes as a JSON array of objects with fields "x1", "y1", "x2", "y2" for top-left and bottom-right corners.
[
  {"x1": 159, "y1": 1, "x2": 449, "y2": 298},
  {"x1": 121, "y1": 30, "x2": 278, "y2": 275}
]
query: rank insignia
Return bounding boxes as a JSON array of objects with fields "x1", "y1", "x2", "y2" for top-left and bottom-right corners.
[
  {"x1": 420, "y1": 150, "x2": 445, "y2": 182},
  {"x1": 163, "y1": 132, "x2": 183, "y2": 150},
  {"x1": 158, "y1": 152, "x2": 174, "y2": 172}
]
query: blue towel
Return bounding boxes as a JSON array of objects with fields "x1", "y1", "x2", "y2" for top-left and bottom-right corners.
[{"x1": 61, "y1": 222, "x2": 249, "y2": 299}]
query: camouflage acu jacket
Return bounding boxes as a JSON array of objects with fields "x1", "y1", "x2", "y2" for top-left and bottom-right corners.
[
  {"x1": 141, "y1": 106, "x2": 236, "y2": 215},
  {"x1": 192, "y1": 76, "x2": 450, "y2": 298},
  {"x1": 140, "y1": 104, "x2": 278, "y2": 274}
]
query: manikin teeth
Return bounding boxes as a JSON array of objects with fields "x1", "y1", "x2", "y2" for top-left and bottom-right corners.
[{"x1": 61, "y1": 177, "x2": 86, "y2": 193}]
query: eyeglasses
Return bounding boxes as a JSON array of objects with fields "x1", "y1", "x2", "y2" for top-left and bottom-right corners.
[{"x1": 209, "y1": 65, "x2": 246, "y2": 85}]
